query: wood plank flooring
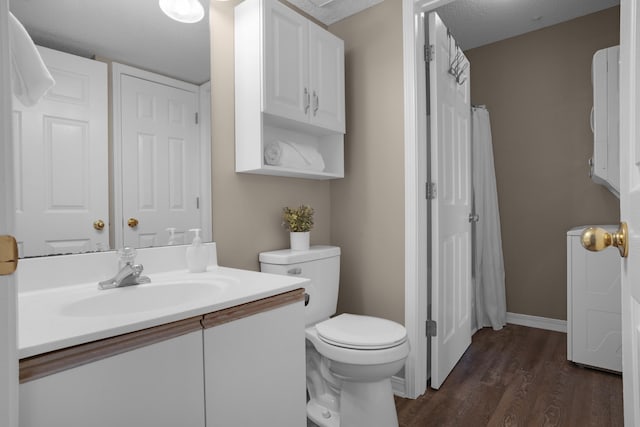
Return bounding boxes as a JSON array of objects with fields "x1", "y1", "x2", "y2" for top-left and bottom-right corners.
[{"x1": 395, "y1": 325, "x2": 623, "y2": 427}]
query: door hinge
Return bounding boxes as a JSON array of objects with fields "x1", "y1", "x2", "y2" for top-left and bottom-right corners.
[
  {"x1": 195, "y1": 112, "x2": 199, "y2": 124},
  {"x1": 424, "y1": 44, "x2": 435, "y2": 62},
  {"x1": 426, "y1": 320, "x2": 437, "y2": 337},
  {"x1": 0, "y1": 235, "x2": 18, "y2": 276},
  {"x1": 426, "y1": 182, "x2": 437, "y2": 200}
]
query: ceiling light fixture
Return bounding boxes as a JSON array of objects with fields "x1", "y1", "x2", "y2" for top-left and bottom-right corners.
[{"x1": 159, "y1": 0, "x2": 204, "y2": 24}]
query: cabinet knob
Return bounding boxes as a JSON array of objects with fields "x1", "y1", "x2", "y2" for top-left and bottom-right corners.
[
  {"x1": 93, "y1": 219, "x2": 105, "y2": 231},
  {"x1": 127, "y1": 218, "x2": 139, "y2": 228},
  {"x1": 313, "y1": 91, "x2": 319, "y2": 115},
  {"x1": 304, "y1": 88, "x2": 310, "y2": 114},
  {"x1": 581, "y1": 222, "x2": 628, "y2": 258}
]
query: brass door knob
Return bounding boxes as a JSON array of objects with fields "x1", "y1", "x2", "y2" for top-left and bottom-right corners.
[
  {"x1": 93, "y1": 219, "x2": 105, "y2": 231},
  {"x1": 581, "y1": 222, "x2": 628, "y2": 258},
  {"x1": 0, "y1": 235, "x2": 18, "y2": 276},
  {"x1": 127, "y1": 218, "x2": 139, "y2": 228}
]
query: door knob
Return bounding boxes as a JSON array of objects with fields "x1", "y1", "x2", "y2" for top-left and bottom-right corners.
[
  {"x1": 581, "y1": 222, "x2": 628, "y2": 258},
  {"x1": 0, "y1": 235, "x2": 18, "y2": 276},
  {"x1": 127, "y1": 218, "x2": 139, "y2": 228},
  {"x1": 93, "y1": 219, "x2": 105, "y2": 231}
]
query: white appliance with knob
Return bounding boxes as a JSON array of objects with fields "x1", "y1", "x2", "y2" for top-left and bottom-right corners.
[
  {"x1": 259, "y1": 246, "x2": 409, "y2": 427},
  {"x1": 590, "y1": 45, "x2": 620, "y2": 197},
  {"x1": 567, "y1": 226, "x2": 621, "y2": 372}
]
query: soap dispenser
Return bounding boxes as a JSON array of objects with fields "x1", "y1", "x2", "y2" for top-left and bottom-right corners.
[
  {"x1": 166, "y1": 227, "x2": 178, "y2": 245},
  {"x1": 186, "y1": 228, "x2": 208, "y2": 273}
]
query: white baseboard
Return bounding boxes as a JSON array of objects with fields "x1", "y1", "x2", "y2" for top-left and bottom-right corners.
[
  {"x1": 506, "y1": 312, "x2": 567, "y2": 333},
  {"x1": 391, "y1": 375, "x2": 407, "y2": 398}
]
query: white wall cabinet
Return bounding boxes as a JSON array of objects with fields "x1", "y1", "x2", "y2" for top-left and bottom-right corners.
[
  {"x1": 567, "y1": 226, "x2": 622, "y2": 372},
  {"x1": 235, "y1": 0, "x2": 345, "y2": 179},
  {"x1": 203, "y1": 300, "x2": 306, "y2": 427},
  {"x1": 20, "y1": 331, "x2": 206, "y2": 427}
]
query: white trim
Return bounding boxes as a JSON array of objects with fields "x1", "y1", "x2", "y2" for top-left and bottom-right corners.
[
  {"x1": 1, "y1": 1, "x2": 19, "y2": 424},
  {"x1": 506, "y1": 312, "x2": 567, "y2": 333},
  {"x1": 199, "y1": 81, "x2": 213, "y2": 242},
  {"x1": 391, "y1": 375, "x2": 407, "y2": 398},
  {"x1": 402, "y1": 0, "x2": 423, "y2": 400}
]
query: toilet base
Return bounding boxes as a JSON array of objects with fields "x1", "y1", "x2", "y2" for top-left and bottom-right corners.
[
  {"x1": 307, "y1": 400, "x2": 340, "y2": 427},
  {"x1": 340, "y1": 377, "x2": 399, "y2": 427}
]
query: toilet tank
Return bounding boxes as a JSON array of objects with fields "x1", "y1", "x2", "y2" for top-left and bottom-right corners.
[{"x1": 259, "y1": 246, "x2": 340, "y2": 327}]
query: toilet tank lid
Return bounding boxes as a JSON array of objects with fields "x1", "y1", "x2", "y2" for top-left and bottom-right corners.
[{"x1": 259, "y1": 245, "x2": 340, "y2": 264}]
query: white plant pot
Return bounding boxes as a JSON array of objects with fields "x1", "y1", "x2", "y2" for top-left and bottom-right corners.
[{"x1": 290, "y1": 231, "x2": 310, "y2": 251}]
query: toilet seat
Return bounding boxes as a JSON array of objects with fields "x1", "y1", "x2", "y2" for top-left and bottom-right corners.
[{"x1": 316, "y1": 314, "x2": 407, "y2": 350}]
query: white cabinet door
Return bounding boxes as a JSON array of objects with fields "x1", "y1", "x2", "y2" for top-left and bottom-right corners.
[
  {"x1": 309, "y1": 23, "x2": 345, "y2": 133},
  {"x1": 12, "y1": 46, "x2": 108, "y2": 257},
  {"x1": 204, "y1": 302, "x2": 306, "y2": 427},
  {"x1": 263, "y1": 0, "x2": 309, "y2": 123},
  {"x1": 19, "y1": 331, "x2": 205, "y2": 427},
  {"x1": 119, "y1": 73, "x2": 201, "y2": 248}
]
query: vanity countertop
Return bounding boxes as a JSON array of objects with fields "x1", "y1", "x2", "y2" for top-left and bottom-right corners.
[{"x1": 19, "y1": 266, "x2": 308, "y2": 359}]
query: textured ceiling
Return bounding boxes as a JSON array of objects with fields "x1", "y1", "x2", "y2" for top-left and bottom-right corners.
[
  {"x1": 437, "y1": 0, "x2": 620, "y2": 50},
  {"x1": 286, "y1": 0, "x2": 384, "y2": 25}
]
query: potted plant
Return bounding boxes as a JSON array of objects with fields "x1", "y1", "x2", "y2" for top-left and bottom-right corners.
[{"x1": 282, "y1": 205, "x2": 314, "y2": 251}]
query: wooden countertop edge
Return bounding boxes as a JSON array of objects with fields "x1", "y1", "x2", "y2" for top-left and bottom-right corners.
[{"x1": 19, "y1": 288, "x2": 304, "y2": 383}]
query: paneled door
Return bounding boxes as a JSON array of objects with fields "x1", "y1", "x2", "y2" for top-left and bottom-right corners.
[
  {"x1": 428, "y1": 12, "x2": 472, "y2": 390},
  {"x1": 119, "y1": 73, "x2": 201, "y2": 248},
  {"x1": 12, "y1": 46, "x2": 108, "y2": 257},
  {"x1": 618, "y1": 0, "x2": 640, "y2": 424}
]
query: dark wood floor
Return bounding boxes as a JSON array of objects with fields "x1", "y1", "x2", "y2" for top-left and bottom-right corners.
[{"x1": 395, "y1": 325, "x2": 623, "y2": 427}]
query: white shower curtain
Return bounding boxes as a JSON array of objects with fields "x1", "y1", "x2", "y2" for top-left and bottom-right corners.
[{"x1": 472, "y1": 106, "x2": 507, "y2": 331}]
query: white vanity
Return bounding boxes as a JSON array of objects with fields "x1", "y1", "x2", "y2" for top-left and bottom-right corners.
[{"x1": 17, "y1": 244, "x2": 307, "y2": 427}]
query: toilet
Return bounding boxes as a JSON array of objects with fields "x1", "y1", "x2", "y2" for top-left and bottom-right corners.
[{"x1": 259, "y1": 246, "x2": 410, "y2": 427}]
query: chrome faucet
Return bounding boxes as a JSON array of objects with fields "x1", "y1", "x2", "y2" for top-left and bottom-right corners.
[{"x1": 98, "y1": 248, "x2": 151, "y2": 290}]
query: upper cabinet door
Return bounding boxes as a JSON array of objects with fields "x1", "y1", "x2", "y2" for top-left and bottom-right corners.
[
  {"x1": 263, "y1": 0, "x2": 309, "y2": 123},
  {"x1": 309, "y1": 23, "x2": 345, "y2": 133}
]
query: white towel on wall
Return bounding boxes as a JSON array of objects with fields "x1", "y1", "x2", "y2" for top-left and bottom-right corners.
[
  {"x1": 264, "y1": 140, "x2": 325, "y2": 172},
  {"x1": 9, "y1": 12, "x2": 55, "y2": 107}
]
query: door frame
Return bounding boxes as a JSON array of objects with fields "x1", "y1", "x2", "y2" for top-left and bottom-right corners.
[
  {"x1": 1, "y1": 1, "x2": 20, "y2": 424},
  {"x1": 402, "y1": 0, "x2": 456, "y2": 398}
]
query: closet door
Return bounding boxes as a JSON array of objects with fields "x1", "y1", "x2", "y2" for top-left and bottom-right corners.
[
  {"x1": 12, "y1": 46, "x2": 108, "y2": 257},
  {"x1": 119, "y1": 74, "x2": 201, "y2": 248}
]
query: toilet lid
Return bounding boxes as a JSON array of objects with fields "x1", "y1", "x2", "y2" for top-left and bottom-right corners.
[{"x1": 316, "y1": 314, "x2": 407, "y2": 350}]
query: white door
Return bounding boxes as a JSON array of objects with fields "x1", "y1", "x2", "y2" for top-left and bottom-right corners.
[
  {"x1": 263, "y1": 0, "x2": 309, "y2": 123},
  {"x1": 619, "y1": 0, "x2": 640, "y2": 424},
  {"x1": 120, "y1": 74, "x2": 201, "y2": 248},
  {"x1": 1, "y1": 3, "x2": 18, "y2": 425},
  {"x1": 428, "y1": 12, "x2": 472, "y2": 390},
  {"x1": 308, "y1": 22, "x2": 345, "y2": 133},
  {"x1": 12, "y1": 46, "x2": 108, "y2": 257}
]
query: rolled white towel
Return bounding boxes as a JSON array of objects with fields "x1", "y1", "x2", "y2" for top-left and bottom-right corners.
[
  {"x1": 264, "y1": 141, "x2": 283, "y2": 165},
  {"x1": 9, "y1": 12, "x2": 55, "y2": 107},
  {"x1": 264, "y1": 140, "x2": 325, "y2": 172}
]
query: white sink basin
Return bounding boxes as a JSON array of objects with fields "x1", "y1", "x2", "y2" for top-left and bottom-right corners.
[{"x1": 60, "y1": 280, "x2": 229, "y2": 317}]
